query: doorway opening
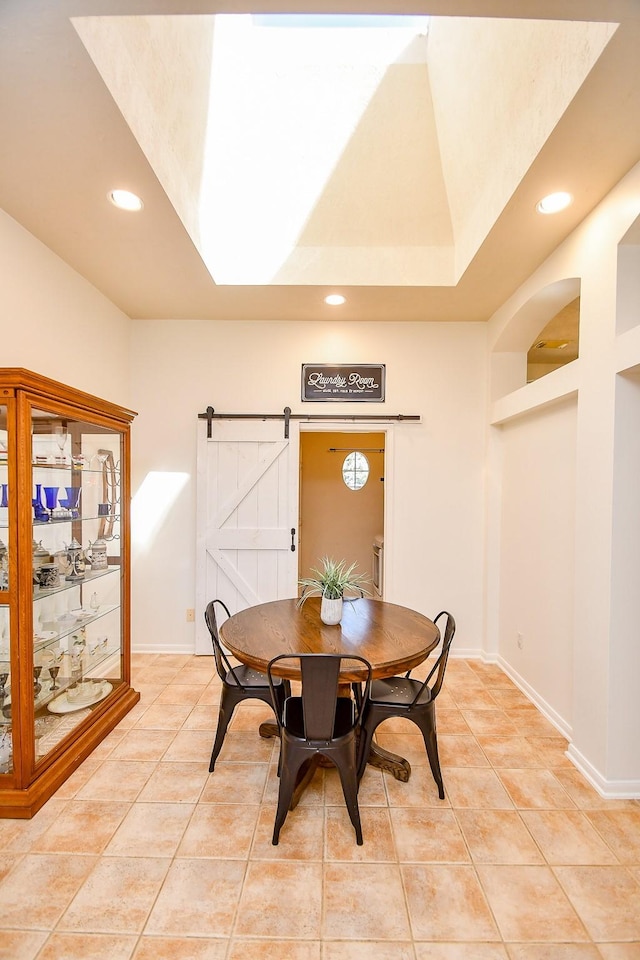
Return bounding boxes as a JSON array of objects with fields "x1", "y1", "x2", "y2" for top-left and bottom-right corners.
[{"x1": 298, "y1": 431, "x2": 385, "y2": 597}]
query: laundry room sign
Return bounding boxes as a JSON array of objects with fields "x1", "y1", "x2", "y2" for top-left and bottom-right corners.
[{"x1": 301, "y1": 363, "x2": 385, "y2": 402}]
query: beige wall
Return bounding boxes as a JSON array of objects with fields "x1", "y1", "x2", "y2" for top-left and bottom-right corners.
[
  {"x1": 299, "y1": 431, "x2": 385, "y2": 588},
  {"x1": 497, "y1": 396, "x2": 577, "y2": 731},
  {"x1": 0, "y1": 210, "x2": 132, "y2": 407},
  {"x1": 609, "y1": 369, "x2": 640, "y2": 779},
  {"x1": 128, "y1": 319, "x2": 488, "y2": 655}
]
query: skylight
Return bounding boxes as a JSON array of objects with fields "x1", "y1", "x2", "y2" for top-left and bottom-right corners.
[
  {"x1": 251, "y1": 15, "x2": 430, "y2": 32},
  {"x1": 199, "y1": 14, "x2": 433, "y2": 284}
]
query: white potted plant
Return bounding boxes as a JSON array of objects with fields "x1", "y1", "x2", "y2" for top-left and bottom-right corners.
[{"x1": 298, "y1": 556, "x2": 370, "y2": 625}]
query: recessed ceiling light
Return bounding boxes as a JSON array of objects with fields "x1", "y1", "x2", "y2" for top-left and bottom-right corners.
[
  {"x1": 325, "y1": 294, "x2": 346, "y2": 306},
  {"x1": 108, "y1": 189, "x2": 144, "y2": 212},
  {"x1": 536, "y1": 191, "x2": 572, "y2": 215}
]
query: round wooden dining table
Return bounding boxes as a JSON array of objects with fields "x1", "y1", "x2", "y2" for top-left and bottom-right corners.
[{"x1": 219, "y1": 596, "x2": 440, "y2": 783}]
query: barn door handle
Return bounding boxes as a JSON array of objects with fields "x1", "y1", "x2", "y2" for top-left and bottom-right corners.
[{"x1": 290, "y1": 528, "x2": 296, "y2": 552}]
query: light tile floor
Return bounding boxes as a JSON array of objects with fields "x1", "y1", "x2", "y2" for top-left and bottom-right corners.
[{"x1": 1, "y1": 655, "x2": 640, "y2": 959}]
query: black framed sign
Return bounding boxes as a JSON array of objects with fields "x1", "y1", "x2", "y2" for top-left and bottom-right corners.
[{"x1": 302, "y1": 363, "x2": 385, "y2": 402}]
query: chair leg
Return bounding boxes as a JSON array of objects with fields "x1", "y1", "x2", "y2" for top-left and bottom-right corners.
[
  {"x1": 272, "y1": 744, "x2": 305, "y2": 844},
  {"x1": 208, "y1": 691, "x2": 237, "y2": 772},
  {"x1": 272, "y1": 784, "x2": 290, "y2": 845},
  {"x1": 357, "y1": 711, "x2": 381, "y2": 781},
  {"x1": 418, "y1": 711, "x2": 444, "y2": 800},
  {"x1": 334, "y1": 751, "x2": 363, "y2": 845}
]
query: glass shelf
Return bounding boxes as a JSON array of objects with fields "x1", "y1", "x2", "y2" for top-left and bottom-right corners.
[
  {"x1": 32, "y1": 565, "x2": 120, "y2": 600},
  {"x1": 34, "y1": 602, "x2": 120, "y2": 648},
  {"x1": 32, "y1": 514, "x2": 120, "y2": 526},
  {"x1": 31, "y1": 462, "x2": 120, "y2": 474}
]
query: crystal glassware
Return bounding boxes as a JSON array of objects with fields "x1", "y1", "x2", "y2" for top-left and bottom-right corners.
[{"x1": 53, "y1": 425, "x2": 68, "y2": 464}]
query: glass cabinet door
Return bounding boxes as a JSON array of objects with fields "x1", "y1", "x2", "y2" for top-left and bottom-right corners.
[
  {"x1": 0, "y1": 404, "x2": 10, "y2": 774},
  {"x1": 30, "y1": 408, "x2": 123, "y2": 762},
  {"x1": 0, "y1": 369, "x2": 136, "y2": 816}
]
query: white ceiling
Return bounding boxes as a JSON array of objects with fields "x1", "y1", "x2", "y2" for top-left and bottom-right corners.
[{"x1": 1, "y1": 1, "x2": 640, "y2": 323}]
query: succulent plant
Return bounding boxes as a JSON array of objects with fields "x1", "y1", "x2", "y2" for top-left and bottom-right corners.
[{"x1": 297, "y1": 556, "x2": 371, "y2": 605}]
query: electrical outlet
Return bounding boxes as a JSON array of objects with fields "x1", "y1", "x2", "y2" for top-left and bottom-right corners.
[
  {"x1": 517, "y1": 632, "x2": 524, "y2": 649},
  {"x1": 186, "y1": 608, "x2": 195, "y2": 622}
]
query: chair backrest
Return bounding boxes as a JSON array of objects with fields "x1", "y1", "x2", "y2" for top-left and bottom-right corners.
[
  {"x1": 204, "y1": 599, "x2": 240, "y2": 685},
  {"x1": 411, "y1": 610, "x2": 456, "y2": 705},
  {"x1": 267, "y1": 653, "x2": 371, "y2": 740}
]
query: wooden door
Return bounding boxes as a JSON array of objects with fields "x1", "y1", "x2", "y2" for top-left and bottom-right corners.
[{"x1": 195, "y1": 419, "x2": 299, "y2": 653}]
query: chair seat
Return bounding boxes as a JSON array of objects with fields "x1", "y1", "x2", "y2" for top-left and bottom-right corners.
[
  {"x1": 226, "y1": 664, "x2": 285, "y2": 688},
  {"x1": 369, "y1": 676, "x2": 433, "y2": 707},
  {"x1": 284, "y1": 696, "x2": 355, "y2": 739}
]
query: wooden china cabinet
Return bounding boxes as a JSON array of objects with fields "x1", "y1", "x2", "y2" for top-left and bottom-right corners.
[{"x1": 0, "y1": 369, "x2": 139, "y2": 817}]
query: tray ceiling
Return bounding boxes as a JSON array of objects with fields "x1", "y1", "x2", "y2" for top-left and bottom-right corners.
[{"x1": 1, "y1": 1, "x2": 639, "y2": 321}]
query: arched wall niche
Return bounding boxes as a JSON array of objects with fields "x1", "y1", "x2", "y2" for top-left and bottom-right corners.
[
  {"x1": 491, "y1": 277, "x2": 581, "y2": 401},
  {"x1": 526, "y1": 296, "x2": 579, "y2": 383}
]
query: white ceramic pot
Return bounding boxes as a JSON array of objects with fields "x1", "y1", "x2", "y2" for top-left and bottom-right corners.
[{"x1": 320, "y1": 595, "x2": 343, "y2": 625}]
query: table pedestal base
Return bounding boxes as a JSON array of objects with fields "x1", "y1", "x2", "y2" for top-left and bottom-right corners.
[{"x1": 365, "y1": 740, "x2": 411, "y2": 782}]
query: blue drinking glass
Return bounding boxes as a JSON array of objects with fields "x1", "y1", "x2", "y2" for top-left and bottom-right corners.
[
  {"x1": 43, "y1": 486, "x2": 59, "y2": 513},
  {"x1": 58, "y1": 486, "x2": 81, "y2": 517},
  {"x1": 63, "y1": 486, "x2": 81, "y2": 510}
]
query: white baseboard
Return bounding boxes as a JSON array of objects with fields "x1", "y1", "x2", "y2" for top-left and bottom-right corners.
[
  {"x1": 492, "y1": 656, "x2": 640, "y2": 799},
  {"x1": 566, "y1": 743, "x2": 640, "y2": 800},
  {"x1": 134, "y1": 645, "x2": 488, "y2": 659},
  {"x1": 492, "y1": 655, "x2": 572, "y2": 740},
  {"x1": 449, "y1": 647, "x2": 484, "y2": 660},
  {"x1": 131, "y1": 643, "x2": 199, "y2": 655}
]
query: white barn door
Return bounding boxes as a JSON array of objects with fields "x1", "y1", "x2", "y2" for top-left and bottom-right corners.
[{"x1": 195, "y1": 419, "x2": 299, "y2": 653}]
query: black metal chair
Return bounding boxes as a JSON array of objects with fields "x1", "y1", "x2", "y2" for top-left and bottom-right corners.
[
  {"x1": 267, "y1": 653, "x2": 372, "y2": 845},
  {"x1": 357, "y1": 610, "x2": 456, "y2": 799},
  {"x1": 204, "y1": 599, "x2": 289, "y2": 772}
]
